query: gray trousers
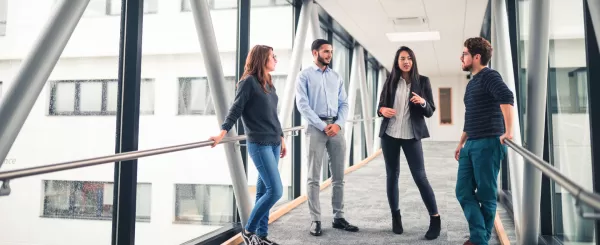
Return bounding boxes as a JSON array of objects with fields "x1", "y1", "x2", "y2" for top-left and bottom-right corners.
[{"x1": 306, "y1": 124, "x2": 346, "y2": 222}]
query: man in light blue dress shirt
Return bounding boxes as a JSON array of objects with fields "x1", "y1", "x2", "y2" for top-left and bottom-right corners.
[{"x1": 295, "y1": 39, "x2": 358, "y2": 236}]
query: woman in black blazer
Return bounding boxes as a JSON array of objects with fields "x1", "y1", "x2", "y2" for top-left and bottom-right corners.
[{"x1": 377, "y1": 46, "x2": 441, "y2": 240}]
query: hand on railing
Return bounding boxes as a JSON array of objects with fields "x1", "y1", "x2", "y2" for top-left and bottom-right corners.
[
  {"x1": 280, "y1": 136, "x2": 287, "y2": 158},
  {"x1": 499, "y1": 132, "x2": 513, "y2": 145},
  {"x1": 208, "y1": 130, "x2": 227, "y2": 147}
]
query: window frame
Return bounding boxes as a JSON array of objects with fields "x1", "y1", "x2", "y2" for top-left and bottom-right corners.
[
  {"x1": 173, "y1": 183, "x2": 235, "y2": 225},
  {"x1": 178, "y1": 75, "x2": 287, "y2": 116},
  {"x1": 48, "y1": 79, "x2": 154, "y2": 116},
  {"x1": 41, "y1": 180, "x2": 152, "y2": 222}
]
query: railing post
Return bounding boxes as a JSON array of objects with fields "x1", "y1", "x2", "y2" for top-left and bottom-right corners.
[
  {"x1": 0, "y1": 0, "x2": 89, "y2": 196},
  {"x1": 521, "y1": 0, "x2": 551, "y2": 244},
  {"x1": 189, "y1": 0, "x2": 252, "y2": 227}
]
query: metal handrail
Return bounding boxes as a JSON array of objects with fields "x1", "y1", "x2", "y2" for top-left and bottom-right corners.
[
  {"x1": 0, "y1": 126, "x2": 305, "y2": 182},
  {"x1": 347, "y1": 117, "x2": 378, "y2": 123},
  {"x1": 504, "y1": 139, "x2": 600, "y2": 213}
]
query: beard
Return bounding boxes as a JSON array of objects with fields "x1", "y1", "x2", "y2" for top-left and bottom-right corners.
[
  {"x1": 462, "y1": 63, "x2": 472, "y2": 72},
  {"x1": 317, "y1": 54, "x2": 330, "y2": 66}
]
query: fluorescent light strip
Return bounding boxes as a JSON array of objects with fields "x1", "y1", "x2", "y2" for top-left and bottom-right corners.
[{"x1": 386, "y1": 31, "x2": 441, "y2": 42}]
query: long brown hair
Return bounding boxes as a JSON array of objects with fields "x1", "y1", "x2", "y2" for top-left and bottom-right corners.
[{"x1": 240, "y1": 45, "x2": 274, "y2": 93}]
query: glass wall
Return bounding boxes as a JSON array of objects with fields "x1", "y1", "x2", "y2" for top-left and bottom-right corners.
[
  {"x1": 511, "y1": 0, "x2": 596, "y2": 243},
  {"x1": 136, "y1": 0, "x2": 241, "y2": 243},
  {"x1": 0, "y1": 0, "x2": 124, "y2": 244},
  {"x1": 247, "y1": 0, "x2": 294, "y2": 206}
]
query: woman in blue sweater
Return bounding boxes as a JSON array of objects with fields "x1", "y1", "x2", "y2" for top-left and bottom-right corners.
[{"x1": 209, "y1": 45, "x2": 285, "y2": 245}]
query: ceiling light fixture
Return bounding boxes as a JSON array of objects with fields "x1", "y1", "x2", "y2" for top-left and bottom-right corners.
[{"x1": 386, "y1": 31, "x2": 440, "y2": 42}]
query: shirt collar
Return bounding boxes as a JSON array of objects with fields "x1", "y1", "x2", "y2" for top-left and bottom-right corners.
[{"x1": 312, "y1": 64, "x2": 331, "y2": 72}]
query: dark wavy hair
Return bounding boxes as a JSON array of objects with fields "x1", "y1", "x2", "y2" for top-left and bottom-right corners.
[{"x1": 379, "y1": 46, "x2": 420, "y2": 107}]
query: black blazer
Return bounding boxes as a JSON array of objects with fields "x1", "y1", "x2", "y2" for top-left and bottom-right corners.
[{"x1": 377, "y1": 75, "x2": 435, "y2": 140}]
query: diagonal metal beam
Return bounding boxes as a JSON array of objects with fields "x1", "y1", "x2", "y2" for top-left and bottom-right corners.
[
  {"x1": 0, "y1": 0, "x2": 90, "y2": 196},
  {"x1": 279, "y1": 0, "x2": 313, "y2": 131},
  {"x1": 189, "y1": 0, "x2": 252, "y2": 227}
]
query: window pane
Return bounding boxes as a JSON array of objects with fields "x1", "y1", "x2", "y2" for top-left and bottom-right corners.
[
  {"x1": 53, "y1": 82, "x2": 76, "y2": 113},
  {"x1": 140, "y1": 80, "x2": 155, "y2": 114},
  {"x1": 332, "y1": 36, "x2": 350, "y2": 90},
  {"x1": 42, "y1": 181, "x2": 151, "y2": 221},
  {"x1": 189, "y1": 78, "x2": 208, "y2": 113},
  {"x1": 79, "y1": 81, "x2": 103, "y2": 112},
  {"x1": 519, "y1": 0, "x2": 595, "y2": 242},
  {"x1": 247, "y1": 0, "x2": 295, "y2": 205},
  {"x1": 0, "y1": 1, "x2": 121, "y2": 244},
  {"x1": 106, "y1": 81, "x2": 118, "y2": 112},
  {"x1": 439, "y1": 88, "x2": 452, "y2": 125},
  {"x1": 138, "y1": 0, "x2": 239, "y2": 243},
  {"x1": 136, "y1": 184, "x2": 152, "y2": 218}
]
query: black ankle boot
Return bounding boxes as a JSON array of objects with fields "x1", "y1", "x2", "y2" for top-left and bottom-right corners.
[
  {"x1": 391, "y1": 210, "x2": 404, "y2": 234},
  {"x1": 425, "y1": 215, "x2": 441, "y2": 240}
]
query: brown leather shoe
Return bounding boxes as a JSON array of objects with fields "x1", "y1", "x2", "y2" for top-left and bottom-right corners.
[{"x1": 463, "y1": 239, "x2": 475, "y2": 245}]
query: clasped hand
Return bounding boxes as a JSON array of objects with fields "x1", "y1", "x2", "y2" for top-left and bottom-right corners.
[{"x1": 324, "y1": 124, "x2": 340, "y2": 137}]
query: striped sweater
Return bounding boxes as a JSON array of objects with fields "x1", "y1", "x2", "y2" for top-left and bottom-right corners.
[{"x1": 463, "y1": 67, "x2": 514, "y2": 139}]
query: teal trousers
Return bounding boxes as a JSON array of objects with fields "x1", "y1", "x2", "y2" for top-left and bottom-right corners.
[{"x1": 455, "y1": 137, "x2": 506, "y2": 245}]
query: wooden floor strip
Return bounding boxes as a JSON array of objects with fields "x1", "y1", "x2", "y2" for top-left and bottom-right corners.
[
  {"x1": 221, "y1": 150, "x2": 383, "y2": 245},
  {"x1": 494, "y1": 210, "x2": 511, "y2": 245}
]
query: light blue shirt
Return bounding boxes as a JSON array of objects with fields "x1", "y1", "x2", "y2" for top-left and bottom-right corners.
[{"x1": 295, "y1": 64, "x2": 349, "y2": 131}]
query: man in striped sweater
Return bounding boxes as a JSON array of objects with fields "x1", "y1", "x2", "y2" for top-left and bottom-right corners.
[{"x1": 455, "y1": 37, "x2": 514, "y2": 245}]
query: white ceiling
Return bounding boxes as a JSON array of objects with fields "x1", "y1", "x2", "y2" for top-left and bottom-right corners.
[{"x1": 316, "y1": 0, "x2": 489, "y2": 77}]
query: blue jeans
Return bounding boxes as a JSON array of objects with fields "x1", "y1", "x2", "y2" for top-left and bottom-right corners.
[
  {"x1": 456, "y1": 137, "x2": 506, "y2": 245},
  {"x1": 245, "y1": 142, "x2": 283, "y2": 237}
]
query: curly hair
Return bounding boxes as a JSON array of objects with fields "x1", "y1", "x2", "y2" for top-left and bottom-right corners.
[{"x1": 464, "y1": 37, "x2": 493, "y2": 66}]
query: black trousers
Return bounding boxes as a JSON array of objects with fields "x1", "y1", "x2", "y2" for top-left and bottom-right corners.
[{"x1": 381, "y1": 133, "x2": 439, "y2": 215}]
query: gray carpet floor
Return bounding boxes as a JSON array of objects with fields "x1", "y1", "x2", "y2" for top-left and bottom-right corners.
[{"x1": 265, "y1": 141, "x2": 503, "y2": 245}]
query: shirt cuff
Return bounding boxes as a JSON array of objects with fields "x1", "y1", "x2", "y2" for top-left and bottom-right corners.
[{"x1": 420, "y1": 101, "x2": 427, "y2": 108}]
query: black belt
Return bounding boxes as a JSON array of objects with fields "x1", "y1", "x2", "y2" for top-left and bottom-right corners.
[{"x1": 319, "y1": 116, "x2": 337, "y2": 121}]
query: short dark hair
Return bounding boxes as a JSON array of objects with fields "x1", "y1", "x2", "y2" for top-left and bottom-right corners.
[
  {"x1": 464, "y1": 37, "x2": 493, "y2": 65},
  {"x1": 311, "y1": 39, "x2": 331, "y2": 51}
]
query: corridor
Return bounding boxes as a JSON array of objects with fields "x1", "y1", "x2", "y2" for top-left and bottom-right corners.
[{"x1": 266, "y1": 142, "x2": 505, "y2": 245}]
